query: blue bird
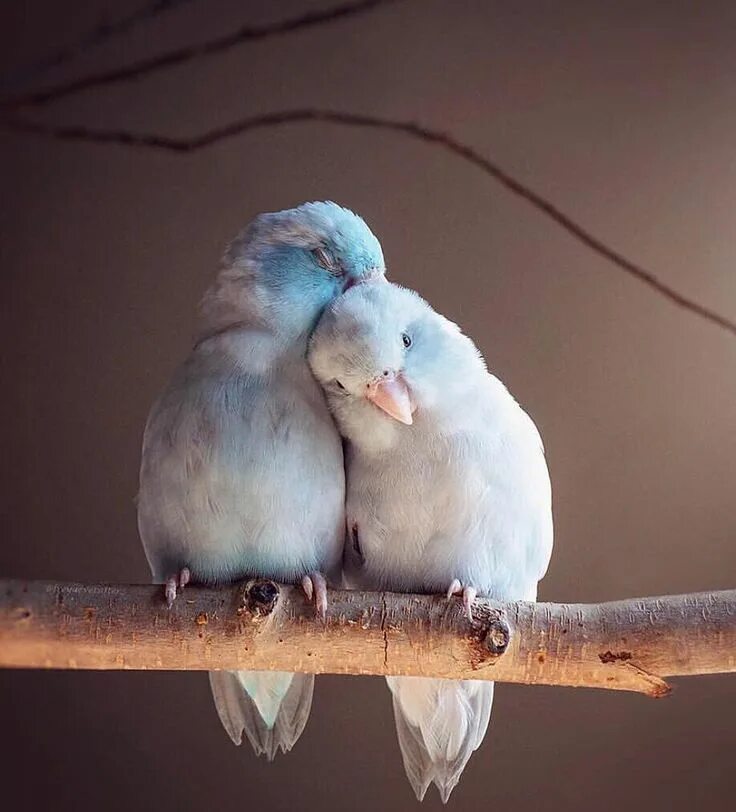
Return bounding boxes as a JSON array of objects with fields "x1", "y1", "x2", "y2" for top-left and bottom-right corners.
[{"x1": 137, "y1": 201, "x2": 385, "y2": 758}]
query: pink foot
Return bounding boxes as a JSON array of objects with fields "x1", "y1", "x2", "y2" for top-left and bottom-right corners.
[
  {"x1": 447, "y1": 579, "x2": 477, "y2": 621},
  {"x1": 301, "y1": 571, "x2": 328, "y2": 620},
  {"x1": 164, "y1": 567, "x2": 191, "y2": 608}
]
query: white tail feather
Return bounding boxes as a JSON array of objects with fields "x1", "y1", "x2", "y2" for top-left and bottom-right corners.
[
  {"x1": 209, "y1": 670, "x2": 314, "y2": 760},
  {"x1": 387, "y1": 676, "x2": 494, "y2": 803}
]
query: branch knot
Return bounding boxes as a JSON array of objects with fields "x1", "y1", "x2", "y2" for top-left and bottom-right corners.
[
  {"x1": 239, "y1": 579, "x2": 280, "y2": 618},
  {"x1": 467, "y1": 605, "x2": 511, "y2": 668}
]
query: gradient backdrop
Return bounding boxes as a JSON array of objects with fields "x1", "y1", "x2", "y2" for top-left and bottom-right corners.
[{"x1": 1, "y1": 1, "x2": 735, "y2": 810}]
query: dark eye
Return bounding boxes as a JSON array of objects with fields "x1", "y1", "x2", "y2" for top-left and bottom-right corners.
[
  {"x1": 311, "y1": 247, "x2": 341, "y2": 276},
  {"x1": 401, "y1": 333, "x2": 412, "y2": 349},
  {"x1": 333, "y1": 379, "x2": 347, "y2": 392}
]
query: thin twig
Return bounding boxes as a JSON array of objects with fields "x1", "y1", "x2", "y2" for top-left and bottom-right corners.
[
  {"x1": 0, "y1": 0, "x2": 404, "y2": 110},
  {"x1": 3, "y1": 108, "x2": 734, "y2": 338},
  {"x1": 0, "y1": 0, "x2": 198, "y2": 93},
  {"x1": 2, "y1": 579, "x2": 736, "y2": 696}
]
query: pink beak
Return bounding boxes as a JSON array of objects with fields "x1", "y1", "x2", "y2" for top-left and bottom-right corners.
[{"x1": 365, "y1": 374, "x2": 415, "y2": 425}]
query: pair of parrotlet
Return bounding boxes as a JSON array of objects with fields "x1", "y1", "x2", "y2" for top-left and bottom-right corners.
[{"x1": 138, "y1": 201, "x2": 553, "y2": 803}]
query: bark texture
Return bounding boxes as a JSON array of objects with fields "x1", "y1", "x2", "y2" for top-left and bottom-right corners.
[{"x1": 1, "y1": 579, "x2": 735, "y2": 697}]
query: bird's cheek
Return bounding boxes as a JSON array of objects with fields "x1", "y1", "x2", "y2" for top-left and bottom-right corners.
[{"x1": 401, "y1": 378, "x2": 423, "y2": 413}]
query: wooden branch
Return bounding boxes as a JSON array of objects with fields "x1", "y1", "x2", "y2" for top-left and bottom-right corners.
[{"x1": 2, "y1": 580, "x2": 735, "y2": 697}]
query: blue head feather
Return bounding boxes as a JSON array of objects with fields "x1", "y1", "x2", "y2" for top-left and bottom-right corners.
[{"x1": 199, "y1": 202, "x2": 385, "y2": 346}]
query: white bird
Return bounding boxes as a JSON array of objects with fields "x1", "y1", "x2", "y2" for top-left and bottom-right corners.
[
  {"x1": 137, "y1": 201, "x2": 386, "y2": 759},
  {"x1": 308, "y1": 282, "x2": 553, "y2": 801}
]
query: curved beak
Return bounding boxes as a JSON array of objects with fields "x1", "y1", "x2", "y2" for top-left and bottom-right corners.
[{"x1": 365, "y1": 374, "x2": 415, "y2": 425}]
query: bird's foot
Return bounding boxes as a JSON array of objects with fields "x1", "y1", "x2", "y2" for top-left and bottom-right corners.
[
  {"x1": 301, "y1": 571, "x2": 328, "y2": 620},
  {"x1": 446, "y1": 579, "x2": 477, "y2": 622},
  {"x1": 164, "y1": 567, "x2": 191, "y2": 608}
]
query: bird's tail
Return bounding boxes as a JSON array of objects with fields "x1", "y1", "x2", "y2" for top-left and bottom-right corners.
[
  {"x1": 209, "y1": 670, "x2": 314, "y2": 760},
  {"x1": 386, "y1": 675, "x2": 494, "y2": 803}
]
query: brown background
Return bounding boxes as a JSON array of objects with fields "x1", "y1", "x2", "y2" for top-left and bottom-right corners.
[{"x1": 1, "y1": 1, "x2": 735, "y2": 810}]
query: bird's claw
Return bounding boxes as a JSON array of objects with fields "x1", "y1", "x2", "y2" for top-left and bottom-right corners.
[
  {"x1": 447, "y1": 579, "x2": 477, "y2": 621},
  {"x1": 301, "y1": 571, "x2": 328, "y2": 620},
  {"x1": 164, "y1": 567, "x2": 191, "y2": 608}
]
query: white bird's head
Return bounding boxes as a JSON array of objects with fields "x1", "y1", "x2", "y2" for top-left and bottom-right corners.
[
  {"x1": 308, "y1": 283, "x2": 487, "y2": 450},
  {"x1": 198, "y1": 201, "x2": 385, "y2": 348}
]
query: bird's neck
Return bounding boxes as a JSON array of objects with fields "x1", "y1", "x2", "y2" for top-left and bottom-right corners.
[
  {"x1": 194, "y1": 322, "x2": 310, "y2": 374},
  {"x1": 196, "y1": 274, "x2": 315, "y2": 363},
  {"x1": 349, "y1": 382, "x2": 505, "y2": 459}
]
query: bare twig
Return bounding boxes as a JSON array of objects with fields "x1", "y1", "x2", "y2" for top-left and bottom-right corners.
[
  {"x1": 3, "y1": 108, "x2": 734, "y2": 338},
  {"x1": 2, "y1": 579, "x2": 735, "y2": 696},
  {"x1": 0, "y1": 0, "x2": 198, "y2": 93},
  {"x1": 0, "y1": 0, "x2": 403, "y2": 110}
]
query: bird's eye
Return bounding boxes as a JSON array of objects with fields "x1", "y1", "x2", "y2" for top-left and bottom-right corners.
[
  {"x1": 401, "y1": 333, "x2": 412, "y2": 349},
  {"x1": 311, "y1": 247, "x2": 341, "y2": 276},
  {"x1": 333, "y1": 379, "x2": 347, "y2": 392}
]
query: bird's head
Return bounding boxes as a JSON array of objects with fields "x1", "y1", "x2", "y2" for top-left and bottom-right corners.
[
  {"x1": 308, "y1": 282, "x2": 486, "y2": 450},
  {"x1": 198, "y1": 201, "x2": 385, "y2": 348}
]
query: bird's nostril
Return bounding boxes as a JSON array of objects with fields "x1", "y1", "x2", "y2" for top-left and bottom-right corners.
[{"x1": 368, "y1": 371, "x2": 392, "y2": 388}]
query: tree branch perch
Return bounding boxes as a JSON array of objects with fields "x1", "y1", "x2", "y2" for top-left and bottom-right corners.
[{"x1": 2, "y1": 579, "x2": 734, "y2": 698}]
